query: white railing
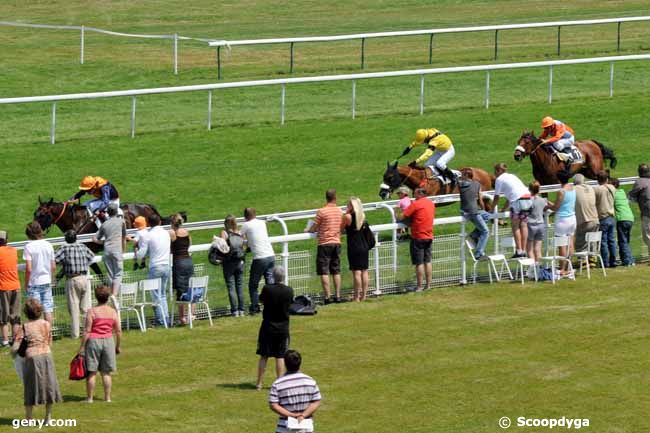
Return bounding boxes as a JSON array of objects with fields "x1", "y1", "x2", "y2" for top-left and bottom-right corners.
[{"x1": 2, "y1": 54, "x2": 650, "y2": 144}]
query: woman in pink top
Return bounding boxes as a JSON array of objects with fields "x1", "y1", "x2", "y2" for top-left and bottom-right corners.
[{"x1": 79, "y1": 285, "x2": 122, "y2": 403}]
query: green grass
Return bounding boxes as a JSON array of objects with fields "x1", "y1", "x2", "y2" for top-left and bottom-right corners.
[{"x1": 1, "y1": 269, "x2": 649, "y2": 432}]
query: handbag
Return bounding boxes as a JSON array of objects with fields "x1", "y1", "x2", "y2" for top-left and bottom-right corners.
[
  {"x1": 69, "y1": 354, "x2": 87, "y2": 381},
  {"x1": 16, "y1": 325, "x2": 30, "y2": 358},
  {"x1": 362, "y1": 221, "x2": 376, "y2": 250}
]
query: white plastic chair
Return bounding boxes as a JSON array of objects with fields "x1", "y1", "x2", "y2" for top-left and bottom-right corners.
[
  {"x1": 466, "y1": 239, "x2": 513, "y2": 283},
  {"x1": 501, "y1": 237, "x2": 537, "y2": 284},
  {"x1": 175, "y1": 276, "x2": 212, "y2": 329},
  {"x1": 135, "y1": 278, "x2": 167, "y2": 331},
  {"x1": 541, "y1": 236, "x2": 574, "y2": 284},
  {"x1": 118, "y1": 282, "x2": 144, "y2": 332},
  {"x1": 572, "y1": 231, "x2": 607, "y2": 279}
]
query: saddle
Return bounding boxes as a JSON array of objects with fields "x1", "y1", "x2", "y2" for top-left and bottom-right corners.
[{"x1": 553, "y1": 147, "x2": 583, "y2": 164}]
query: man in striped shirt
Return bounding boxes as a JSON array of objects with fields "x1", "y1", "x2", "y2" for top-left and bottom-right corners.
[
  {"x1": 307, "y1": 189, "x2": 343, "y2": 304},
  {"x1": 269, "y1": 350, "x2": 322, "y2": 433}
]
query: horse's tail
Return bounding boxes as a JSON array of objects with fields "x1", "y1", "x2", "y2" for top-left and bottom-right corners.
[{"x1": 593, "y1": 139, "x2": 618, "y2": 169}]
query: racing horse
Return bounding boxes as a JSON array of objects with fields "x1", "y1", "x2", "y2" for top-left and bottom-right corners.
[
  {"x1": 33, "y1": 198, "x2": 184, "y2": 275},
  {"x1": 379, "y1": 162, "x2": 494, "y2": 202},
  {"x1": 514, "y1": 131, "x2": 617, "y2": 185}
]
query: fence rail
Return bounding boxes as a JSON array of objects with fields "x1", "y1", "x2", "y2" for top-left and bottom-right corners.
[{"x1": 2, "y1": 54, "x2": 649, "y2": 144}]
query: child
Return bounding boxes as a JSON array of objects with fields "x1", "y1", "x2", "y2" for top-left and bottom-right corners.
[
  {"x1": 127, "y1": 216, "x2": 148, "y2": 270},
  {"x1": 526, "y1": 181, "x2": 548, "y2": 270},
  {"x1": 396, "y1": 186, "x2": 412, "y2": 239}
]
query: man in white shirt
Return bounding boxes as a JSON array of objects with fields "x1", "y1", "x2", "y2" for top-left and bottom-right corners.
[
  {"x1": 136, "y1": 214, "x2": 171, "y2": 327},
  {"x1": 490, "y1": 163, "x2": 531, "y2": 258},
  {"x1": 23, "y1": 221, "x2": 56, "y2": 324},
  {"x1": 240, "y1": 208, "x2": 275, "y2": 315}
]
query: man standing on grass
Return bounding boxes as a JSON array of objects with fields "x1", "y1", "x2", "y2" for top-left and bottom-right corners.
[
  {"x1": 628, "y1": 163, "x2": 650, "y2": 256},
  {"x1": 23, "y1": 221, "x2": 56, "y2": 325},
  {"x1": 574, "y1": 174, "x2": 599, "y2": 253},
  {"x1": 459, "y1": 168, "x2": 490, "y2": 260},
  {"x1": 269, "y1": 350, "x2": 322, "y2": 433},
  {"x1": 93, "y1": 203, "x2": 126, "y2": 295},
  {"x1": 241, "y1": 207, "x2": 276, "y2": 315},
  {"x1": 0, "y1": 230, "x2": 21, "y2": 347},
  {"x1": 307, "y1": 189, "x2": 343, "y2": 304},
  {"x1": 593, "y1": 171, "x2": 617, "y2": 267},
  {"x1": 401, "y1": 188, "x2": 435, "y2": 291}
]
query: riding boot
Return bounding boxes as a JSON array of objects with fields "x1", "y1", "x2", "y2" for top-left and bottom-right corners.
[{"x1": 442, "y1": 168, "x2": 457, "y2": 186}]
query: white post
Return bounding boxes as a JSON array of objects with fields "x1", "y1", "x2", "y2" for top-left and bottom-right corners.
[
  {"x1": 270, "y1": 216, "x2": 290, "y2": 285},
  {"x1": 548, "y1": 65, "x2": 553, "y2": 104},
  {"x1": 50, "y1": 103, "x2": 56, "y2": 145},
  {"x1": 207, "y1": 90, "x2": 212, "y2": 130},
  {"x1": 373, "y1": 232, "x2": 381, "y2": 295},
  {"x1": 493, "y1": 207, "x2": 500, "y2": 255},
  {"x1": 173, "y1": 33, "x2": 178, "y2": 75},
  {"x1": 419, "y1": 75, "x2": 425, "y2": 115},
  {"x1": 484, "y1": 71, "x2": 490, "y2": 109},
  {"x1": 80, "y1": 25, "x2": 85, "y2": 65},
  {"x1": 460, "y1": 216, "x2": 467, "y2": 284},
  {"x1": 280, "y1": 84, "x2": 286, "y2": 125},
  {"x1": 131, "y1": 96, "x2": 136, "y2": 138},
  {"x1": 377, "y1": 203, "x2": 398, "y2": 274},
  {"x1": 352, "y1": 80, "x2": 356, "y2": 119},
  {"x1": 609, "y1": 62, "x2": 614, "y2": 97}
]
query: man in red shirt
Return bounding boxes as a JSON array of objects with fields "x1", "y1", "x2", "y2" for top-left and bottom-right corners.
[
  {"x1": 0, "y1": 230, "x2": 21, "y2": 346},
  {"x1": 401, "y1": 188, "x2": 435, "y2": 291}
]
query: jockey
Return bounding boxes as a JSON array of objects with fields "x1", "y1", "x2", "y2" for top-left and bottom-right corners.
[
  {"x1": 540, "y1": 116, "x2": 575, "y2": 164},
  {"x1": 69, "y1": 176, "x2": 121, "y2": 224},
  {"x1": 401, "y1": 128, "x2": 456, "y2": 184}
]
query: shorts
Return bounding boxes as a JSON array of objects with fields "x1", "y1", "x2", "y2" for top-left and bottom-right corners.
[
  {"x1": 0, "y1": 290, "x2": 21, "y2": 326},
  {"x1": 555, "y1": 216, "x2": 577, "y2": 237},
  {"x1": 410, "y1": 239, "x2": 432, "y2": 265},
  {"x1": 316, "y1": 244, "x2": 341, "y2": 275},
  {"x1": 85, "y1": 337, "x2": 117, "y2": 373},
  {"x1": 510, "y1": 197, "x2": 532, "y2": 222},
  {"x1": 256, "y1": 326, "x2": 289, "y2": 358},
  {"x1": 27, "y1": 284, "x2": 54, "y2": 314},
  {"x1": 527, "y1": 223, "x2": 547, "y2": 242}
]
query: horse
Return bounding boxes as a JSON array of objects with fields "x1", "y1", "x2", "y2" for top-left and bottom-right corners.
[
  {"x1": 33, "y1": 198, "x2": 183, "y2": 275},
  {"x1": 514, "y1": 131, "x2": 617, "y2": 185},
  {"x1": 379, "y1": 161, "x2": 494, "y2": 202}
]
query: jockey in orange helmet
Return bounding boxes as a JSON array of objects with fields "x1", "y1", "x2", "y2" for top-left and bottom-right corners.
[
  {"x1": 540, "y1": 116, "x2": 576, "y2": 164},
  {"x1": 69, "y1": 176, "x2": 120, "y2": 217},
  {"x1": 401, "y1": 128, "x2": 456, "y2": 184}
]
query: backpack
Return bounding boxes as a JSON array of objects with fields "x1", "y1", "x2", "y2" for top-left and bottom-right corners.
[
  {"x1": 226, "y1": 231, "x2": 246, "y2": 260},
  {"x1": 288, "y1": 295, "x2": 318, "y2": 316}
]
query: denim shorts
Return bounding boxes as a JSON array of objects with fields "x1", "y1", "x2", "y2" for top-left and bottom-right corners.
[{"x1": 27, "y1": 284, "x2": 54, "y2": 313}]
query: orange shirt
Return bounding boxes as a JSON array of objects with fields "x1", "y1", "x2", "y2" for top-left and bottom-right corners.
[
  {"x1": 402, "y1": 197, "x2": 435, "y2": 240},
  {"x1": 0, "y1": 246, "x2": 20, "y2": 291},
  {"x1": 314, "y1": 203, "x2": 343, "y2": 245}
]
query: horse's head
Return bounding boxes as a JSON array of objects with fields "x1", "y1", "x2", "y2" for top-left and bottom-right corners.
[
  {"x1": 379, "y1": 161, "x2": 401, "y2": 200},
  {"x1": 514, "y1": 130, "x2": 541, "y2": 162},
  {"x1": 33, "y1": 197, "x2": 60, "y2": 231}
]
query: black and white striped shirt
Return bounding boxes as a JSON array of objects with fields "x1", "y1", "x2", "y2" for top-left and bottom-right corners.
[{"x1": 269, "y1": 372, "x2": 321, "y2": 433}]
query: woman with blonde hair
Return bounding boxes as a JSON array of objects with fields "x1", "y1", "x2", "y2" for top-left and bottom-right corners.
[
  {"x1": 169, "y1": 213, "x2": 194, "y2": 324},
  {"x1": 221, "y1": 215, "x2": 246, "y2": 316},
  {"x1": 342, "y1": 197, "x2": 370, "y2": 301}
]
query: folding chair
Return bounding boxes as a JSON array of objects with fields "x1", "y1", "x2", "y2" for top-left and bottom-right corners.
[
  {"x1": 118, "y1": 281, "x2": 144, "y2": 332},
  {"x1": 501, "y1": 237, "x2": 537, "y2": 284},
  {"x1": 541, "y1": 236, "x2": 574, "y2": 284},
  {"x1": 573, "y1": 231, "x2": 607, "y2": 279},
  {"x1": 466, "y1": 239, "x2": 513, "y2": 283},
  {"x1": 175, "y1": 276, "x2": 212, "y2": 329},
  {"x1": 135, "y1": 278, "x2": 167, "y2": 331}
]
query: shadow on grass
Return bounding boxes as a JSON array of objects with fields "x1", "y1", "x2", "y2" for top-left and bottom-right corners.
[
  {"x1": 62, "y1": 394, "x2": 87, "y2": 403},
  {"x1": 216, "y1": 382, "x2": 258, "y2": 390}
]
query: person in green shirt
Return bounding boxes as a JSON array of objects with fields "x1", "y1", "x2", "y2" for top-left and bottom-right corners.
[{"x1": 611, "y1": 178, "x2": 635, "y2": 266}]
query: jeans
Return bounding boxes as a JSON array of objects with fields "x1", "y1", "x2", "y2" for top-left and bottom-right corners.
[
  {"x1": 599, "y1": 216, "x2": 617, "y2": 267},
  {"x1": 148, "y1": 265, "x2": 171, "y2": 326},
  {"x1": 223, "y1": 259, "x2": 245, "y2": 314},
  {"x1": 466, "y1": 211, "x2": 490, "y2": 258},
  {"x1": 248, "y1": 256, "x2": 275, "y2": 313},
  {"x1": 616, "y1": 220, "x2": 634, "y2": 266},
  {"x1": 27, "y1": 283, "x2": 54, "y2": 313}
]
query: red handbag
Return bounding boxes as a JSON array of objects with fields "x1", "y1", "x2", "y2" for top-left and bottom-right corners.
[{"x1": 69, "y1": 354, "x2": 87, "y2": 381}]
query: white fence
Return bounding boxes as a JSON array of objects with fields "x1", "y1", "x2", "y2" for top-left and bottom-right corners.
[{"x1": 2, "y1": 53, "x2": 650, "y2": 144}]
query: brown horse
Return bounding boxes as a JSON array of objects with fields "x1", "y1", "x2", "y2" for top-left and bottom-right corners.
[
  {"x1": 379, "y1": 162, "x2": 494, "y2": 202},
  {"x1": 514, "y1": 131, "x2": 617, "y2": 185}
]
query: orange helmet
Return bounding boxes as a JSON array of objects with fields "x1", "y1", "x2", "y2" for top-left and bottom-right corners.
[
  {"x1": 78, "y1": 176, "x2": 97, "y2": 190},
  {"x1": 541, "y1": 116, "x2": 554, "y2": 128},
  {"x1": 133, "y1": 216, "x2": 147, "y2": 230}
]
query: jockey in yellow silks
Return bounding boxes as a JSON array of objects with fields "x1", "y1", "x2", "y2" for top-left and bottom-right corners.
[{"x1": 401, "y1": 128, "x2": 456, "y2": 184}]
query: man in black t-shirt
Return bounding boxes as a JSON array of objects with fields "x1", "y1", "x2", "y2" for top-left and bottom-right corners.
[{"x1": 256, "y1": 266, "x2": 294, "y2": 390}]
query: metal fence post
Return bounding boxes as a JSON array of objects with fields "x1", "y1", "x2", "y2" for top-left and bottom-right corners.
[
  {"x1": 270, "y1": 216, "x2": 290, "y2": 285},
  {"x1": 173, "y1": 33, "x2": 178, "y2": 75},
  {"x1": 80, "y1": 25, "x2": 85, "y2": 65},
  {"x1": 617, "y1": 22, "x2": 621, "y2": 52},
  {"x1": 373, "y1": 231, "x2": 381, "y2": 295},
  {"x1": 207, "y1": 90, "x2": 213, "y2": 130},
  {"x1": 280, "y1": 84, "x2": 286, "y2": 125},
  {"x1": 557, "y1": 26, "x2": 561, "y2": 56},
  {"x1": 609, "y1": 62, "x2": 614, "y2": 97},
  {"x1": 548, "y1": 65, "x2": 553, "y2": 104},
  {"x1": 289, "y1": 42, "x2": 294, "y2": 74},
  {"x1": 493, "y1": 207, "x2": 500, "y2": 255},
  {"x1": 360, "y1": 38, "x2": 366, "y2": 70},
  {"x1": 377, "y1": 203, "x2": 398, "y2": 274},
  {"x1": 428, "y1": 34, "x2": 434, "y2": 64},
  {"x1": 419, "y1": 75, "x2": 425, "y2": 115},
  {"x1": 494, "y1": 29, "x2": 499, "y2": 60},
  {"x1": 460, "y1": 216, "x2": 467, "y2": 285},
  {"x1": 484, "y1": 71, "x2": 491, "y2": 109},
  {"x1": 50, "y1": 103, "x2": 56, "y2": 145},
  {"x1": 130, "y1": 96, "x2": 136, "y2": 138},
  {"x1": 216, "y1": 46, "x2": 222, "y2": 80},
  {"x1": 351, "y1": 80, "x2": 356, "y2": 119}
]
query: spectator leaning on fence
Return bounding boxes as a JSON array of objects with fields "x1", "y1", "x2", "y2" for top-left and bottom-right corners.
[
  {"x1": 137, "y1": 214, "x2": 171, "y2": 327},
  {"x1": 491, "y1": 163, "x2": 531, "y2": 259},
  {"x1": 55, "y1": 230, "x2": 96, "y2": 339},
  {"x1": 79, "y1": 285, "x2": 121, "y2": 403},
  {"x1": 169, "y1": 214, "x2": 194, "y2": 325},
  {"x1": 526, "y1": 182, "x2": 548, "y2": 266},
  {"x1": 546, "y1": 170, "x2": 576, "y2": 275},
  {"x1": 11, "y1": 298, "x2": 62, "y2": 422},
  {"x1": 269, "y1": 350, "x2": 322, "y2": 433},
  {"x1": 92, "y1": 203, "x2": 126, "y2": 296},
  {"x1": 401, "y1": 188, "x2": 435, "y2": 292},
  {"x1": 256, "y1": 266, "x2": 293, "y2": 391},
  {"x1": 396, "y1": 186, "x2": 412, "y2": 239},
  {"x1": 127, "y1": 216, "x2": 148, "y2": 270},
  {"x1": 221, "y1": 215, "x2": 246, "y2": 317},
  {"x1": 459, "y1": 168, "x2": 490, "y2": 260},
  {"x1": 573, "y1": 174, "x2": 599, "y2": 253},
  {"x1": 0, "y1": 230, "x2": 21, "y2": 347},
  {"x1": 594, "y1": 171, "x2": 618, "y2": 267},
  {"x1": 611, "y1": 178, "x2": 635, "y2": 267},
  {"x1": 307, "y1": 189, "x2": 343, "y2": 304},
  {"x1": 241, "y1": 208, "x2": 276, "y2": 315},
  {"x1": 23, "y1": 221, "x2": 56, "y2": 325},
  {"x1": 342, "y1": 197, "x2": 370, "y2": 302},
  {"x1": 628, "y1": 163, "x2": 650, "y2": 254}
]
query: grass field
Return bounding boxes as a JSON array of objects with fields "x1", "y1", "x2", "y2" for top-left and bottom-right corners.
[{"x1": 1, "y1": 270, "x2": 650, "y2": 432}]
